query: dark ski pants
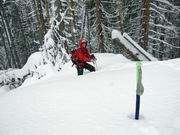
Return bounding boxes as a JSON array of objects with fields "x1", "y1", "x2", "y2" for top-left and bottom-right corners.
[{"x1": 77, "y1": 63, "x2": 95, "y2": 76}]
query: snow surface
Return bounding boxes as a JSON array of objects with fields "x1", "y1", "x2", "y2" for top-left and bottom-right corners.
[{"x1": 0, "y1": 53, "x2": 180, "y2": 135}]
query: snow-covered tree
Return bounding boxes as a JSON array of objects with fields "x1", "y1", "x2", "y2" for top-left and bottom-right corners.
[
  {"x1": 0, "y1": 0, "x2": 41, "y2": 69},
  {"x1": 0, "y1": 21, "x2": 11, "y2": 69},
  {"x1": 96, "y1": 0, "x2": 104, "y2": 52},
  {"x1": 35, "y1": 0, "x2": 47, "y2": 45},
  {"x1": 42, "y1": 0, "x2": 71, "y2": 70},
  {"x1": 123, "y1": 0, "x2": 180, "y2": 60},
  {"x1": 116, "y1": 0, "x2": 124, "y2": 33},
  {"x1": 18, "y1": 0, "x2": 39, "y2": 53},
  {"x1": 85, "y1": 0, "x2": 121, "y2": 53},
  {"x1": 123, "y1": 0, "x2": 142, "y2": 43},
  {"x1": 0, "y1": 0, "x2": 20, "y2": 68},
  {"x1": 147, "y1": 0, "x2": 180, "y2": 60},
  {"x1": 0, "y1": 0, "x2": 180, "y2": 72}
]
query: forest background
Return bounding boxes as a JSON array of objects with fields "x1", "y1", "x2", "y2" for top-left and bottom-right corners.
[{"x1": 0, "y1": 0, "x2": 180, "y2": 70}]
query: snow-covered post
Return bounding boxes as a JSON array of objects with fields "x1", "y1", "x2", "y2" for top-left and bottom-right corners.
[{"x1": 135, "y1": 62, "x2": 144, "y2": 120}]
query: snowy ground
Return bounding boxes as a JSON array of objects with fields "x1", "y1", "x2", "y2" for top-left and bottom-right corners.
[{"x1": 0, "y1": 53, "x2": 180, "y2": 135}]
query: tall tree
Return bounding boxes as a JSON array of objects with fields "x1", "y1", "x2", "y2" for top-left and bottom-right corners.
[
  {"x1": 69, "y1": 0, "x2": 77, "y2": 45},
  {"x1": 116, "y1": 0, "x2": 124, "y2": 33},
  {"x1": 35, "y1": 0, "x2": 46, "y2": 45},
  {"x1": 123, "y1": 0, "x2": 180, "y2": 60},
  {"x1": 148, "y1": 0, "x2": 180, "y2": 59},
  {"x1": 140, "y1": 0, "x2": 150, "y2": 50},
  {"x1": 42, "y1": 0, "x2": 70, "y2": 70},
  {"x1": 0, "y1": 0, "x2": 20, "y2": 68},
  {"x1": 0, "y1": 25, "x2": 11, "y2": 68},
  {"x1": 123, "y1": 0, "x2": 142, "y2": 43},
  {"x1": 96, "y1": 0, "x2": 104, "y2": 53}
]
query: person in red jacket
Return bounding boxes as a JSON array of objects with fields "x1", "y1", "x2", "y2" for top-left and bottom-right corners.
[{"x1": 71, "y1": 38, "x2": 96, "y2": 75}]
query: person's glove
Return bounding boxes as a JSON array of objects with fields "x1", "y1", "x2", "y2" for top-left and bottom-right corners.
[{"x1": 91, "y1": 54, "x2": 97, "y2": 61}]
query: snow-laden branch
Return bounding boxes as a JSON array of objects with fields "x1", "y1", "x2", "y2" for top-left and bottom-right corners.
[
  {"x1": 88, "y1": 7, "x2": 96, "y2": 13},
  {"x1": 149, "y1": 36, "x2": 180, "y2": 49},
  {"x1": 123, "y1": 1, "x2": 142, "y2": 9},
  {"x1": 150, "y1": 3, "x2": 178, "y2": 13},
  {"x1": 149, "y1": 22, "x2": 176, "y2": 33},
  {"x1": 102, "y1": 23, "x2": 112, "y2": 31},
  {"x1": 156, "y1": 0, "x2": 180, "y2": 11},
  {"x1": 149, "y1": 30, "x2": 178, "y2": 38},
  {"x1": 148, "y1": 46, "x2": 169, "y2": 53},
  {"x1": 150, "y1": 8, "x2": 173, "y2": 26},
  {"x1": 101, "y1": 0, "x2": 115, "y2": 4}
]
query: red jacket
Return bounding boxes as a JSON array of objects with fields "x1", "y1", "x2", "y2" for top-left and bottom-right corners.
[
  {"x1": 71, "y1": 38, "x2": 94, "y2": 67},
  {"x1": 71, "y1": 47, "x2": 92, "y2": 64}
]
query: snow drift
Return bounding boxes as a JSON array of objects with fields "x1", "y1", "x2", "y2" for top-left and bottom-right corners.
[{"x1": 0, "y1": 53, "x2": 180, "y2": 135}]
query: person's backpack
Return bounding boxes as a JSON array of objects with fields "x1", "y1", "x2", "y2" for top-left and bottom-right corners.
[{"x1": 70, "y1": 49, "x2": 79, "y2": 65}]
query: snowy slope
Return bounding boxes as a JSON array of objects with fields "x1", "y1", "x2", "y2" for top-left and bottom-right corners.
[{"x1": 0, "y1": 53, "x2": 180, "y2": 135}]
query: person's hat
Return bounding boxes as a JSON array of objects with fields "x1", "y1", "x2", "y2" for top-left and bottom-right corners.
[{"x1": 79, "y1": 38, "x2": 87, "y2": 48}]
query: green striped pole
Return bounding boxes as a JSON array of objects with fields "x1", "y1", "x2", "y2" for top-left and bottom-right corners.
[{"x1": 135, "y1": 62, "x2": 144, "y2": 120}]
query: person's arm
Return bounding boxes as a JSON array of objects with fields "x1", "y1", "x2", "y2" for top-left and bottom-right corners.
[{"x1": 83, "y1": 48, "x2": 92, "y2": 62}]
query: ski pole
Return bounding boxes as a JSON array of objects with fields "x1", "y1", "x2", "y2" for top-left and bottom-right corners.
[{"x1": 93, "y1": 60, "x2": 98, "y2": 71}]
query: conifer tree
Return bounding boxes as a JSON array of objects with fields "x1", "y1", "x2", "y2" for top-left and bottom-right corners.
[{"x1": 96, "y1": 0, "x2": 104, "y2": 52}]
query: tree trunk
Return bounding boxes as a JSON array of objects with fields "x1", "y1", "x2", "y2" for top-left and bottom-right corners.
[
  {"x1": 96, "y1": 0, "x2": 104, "y2": 53},
  {"x1": 87, "y1": 10, "x2": 91, "y2": 52},
  {"x1": 141, "y1": 0, "x2": 150, "y2": 50},
  {"x1": 152, "y1": 1, "x2": 157, "y2": 57},
  {"x1": 45, "y1": 0, "x2": 50, "y2": 28},
  {"x1": 53, "y1": 0, "x2": 63, "y2": 31},
  {"x1": 35, "y1": 0, "x2": 46, "y2": 45},
  {"x1": 16, "y1": 4, "x2": 30, "y2": 63},
  {"x1": 0, "y1": 27, "x2": 11, "y2": 68},
  {"x1": 69, "y1": 0, "x2": 76, "y2": 44},
  {"x1": 0, "y1": 4, "x2": 17, "y2": 68},
  {"x1": 117, "y1": 0, "x2": 124, "y2": 33}
]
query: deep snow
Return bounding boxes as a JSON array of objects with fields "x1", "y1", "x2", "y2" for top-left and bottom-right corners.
[{"x1": 0, "y1": 53, "x2": 180, "y2": 135}]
